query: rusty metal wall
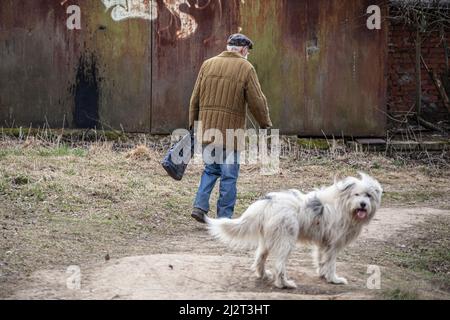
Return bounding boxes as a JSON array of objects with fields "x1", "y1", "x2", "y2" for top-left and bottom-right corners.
[
  {"x1": 0, "y1": 0, "x2": 387, "y2": 136},
  {"x1": 151, "y1": 0, "x2": 240, "y2": 133},
  {"x1": 0, "y1": 0, "x2": 151, "y2": 132},
  {"x1": 240, "y1": 0, "x2": 387, "y2": 136}
]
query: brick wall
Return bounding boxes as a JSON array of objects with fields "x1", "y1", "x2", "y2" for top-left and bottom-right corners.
[{"x1": 388, "y1": 17, "x2": 450, "y2": 120}]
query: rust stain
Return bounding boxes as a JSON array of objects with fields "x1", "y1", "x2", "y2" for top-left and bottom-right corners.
[{"x1": 73, "y1": 54, "x2": 100, "y2": 129}]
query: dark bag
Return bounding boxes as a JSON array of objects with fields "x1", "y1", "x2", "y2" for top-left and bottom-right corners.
[{"x1": 161, "y1": 132, "x2": 195, "y2": 181}]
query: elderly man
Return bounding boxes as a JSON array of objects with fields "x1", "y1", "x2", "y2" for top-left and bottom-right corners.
[{"x1": 189, "y1": 33, "x2": 272, "y2": 223}]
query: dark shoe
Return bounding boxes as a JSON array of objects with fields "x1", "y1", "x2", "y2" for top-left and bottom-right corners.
[{"x1": 191, "y1": 208, "x2": 207, "y2": 224}]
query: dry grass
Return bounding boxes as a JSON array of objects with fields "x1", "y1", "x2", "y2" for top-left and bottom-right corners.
[
  {"x1": 125, "y1": 145, "x2": 152, "y2": 160},
  {"x1": 0, "y1": 132, "x2": 449, "y2": 298}
]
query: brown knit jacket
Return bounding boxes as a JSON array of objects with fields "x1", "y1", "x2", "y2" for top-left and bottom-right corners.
[{"x1": 189, "y1": 51, "x2": 272, "y2": 150}]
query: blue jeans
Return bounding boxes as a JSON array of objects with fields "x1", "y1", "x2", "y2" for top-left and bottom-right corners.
[{"x1": 194, "y1": 149, "x2": 240, "y2": 219}]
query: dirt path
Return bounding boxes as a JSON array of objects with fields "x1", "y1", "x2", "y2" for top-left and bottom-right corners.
[{"x1": 8, "y1": 207, "x2": 450, "y2": 300}]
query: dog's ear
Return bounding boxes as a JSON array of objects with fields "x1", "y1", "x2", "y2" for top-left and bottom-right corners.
[
  {"x1": 337, "y1": 177, "x2": 356, "y2": 194},
  {"x1": 358, "y1": 172, "x2": 367, "y2": 180},
  {"x1": 358, "y1": 172, "x2": 383, "y2": 197}
]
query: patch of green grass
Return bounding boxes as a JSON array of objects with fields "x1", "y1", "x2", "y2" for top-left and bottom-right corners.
[
  {"x1": 0, "y1": 149, "x2": 23, "y2": 159},
  {"x1": 88, "y1": 189, "x2": 118, "y2": 203},
  {"x1": 12, "y1": 175, "x2": 30, "y2": 186},
  {"x1": 1, "y1": 128, "x2": 35, "y2": 138},
  {"x1": 390, "y1": 246, "x2": 450, "y2": 292},
  {"x1": 37, "y1": 145, "x2": 87, "y2": 157},
  {"x1": 47, "y1": 182, "x2": 65, "y2": 193},
  {"x1": 127, "y1": 179, "x2": 146, "y2": 190},
  {"x1": 381, "y1": 217, "x2": 450, "y2": 293},
  {"x1": 72, "y1": 148, "x2": 87, "y2": 157},
  {"x1": 384, "y1": 191, "x2": 445, "y2": 205},
  {"x1": 371, "y1": 162, "x2": 382, "y2": 169},
  {"x1": 102, "y1": 131, "x2": 127, "y2": 141},
  {"x1": 297, "y1": 139, "x2": 330, "y2": 150},
  {"x1": 0, "y1": 179, "x2": 6, "y2": 194},
  {"x1": 63, "y1": 168, "x2": 76, "y2": 176},
  {"x1": 382, "y1": 288, "x2": 419, "y2": 300},
  {"x1": 393, "y1": 159, "x2": 406, "y2": 167},
  {"x1": 25, "y1": 185, "x2": 45, "y2": 202},
  {"x1": 238, "y1": 191, "x2": 261, "y2": 201},
  {"x1": 1, "y1": 128, "x2": 127, "y2": 142},
  {"x1": 165, "y1": 199, "x2": 178, "y2": 210}
]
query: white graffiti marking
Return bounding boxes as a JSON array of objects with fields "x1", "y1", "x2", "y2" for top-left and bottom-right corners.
[
  {"x1": 101, "y1": 0, "x2": 198, "y2": 39},
  {"x1": 101, "y1": 0, "x2": 157, "y2": 21},
  {"x1": 163, "y1": 0, "x2": 197, "y2": 39}
]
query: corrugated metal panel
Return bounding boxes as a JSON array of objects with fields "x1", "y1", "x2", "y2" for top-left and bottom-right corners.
[
  {"x1": 240, "y1": 0, "x2": 387, "y2": 136},
  {"x1": 0, "y1": 0, "x2": 151, "y2": 132},
  {"x1": 0, "y1": 0, "x2": 387, "y2": 136},
  {"x1": 150, "y1": 0, "x2": 240, "y2": 133}
]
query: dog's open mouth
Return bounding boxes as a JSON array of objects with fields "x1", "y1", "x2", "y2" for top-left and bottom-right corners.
[{"x1": 354, "y1": 209, "x2": 368, "y2": 220}]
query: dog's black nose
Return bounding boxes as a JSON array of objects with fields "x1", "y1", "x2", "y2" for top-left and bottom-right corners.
[{"x1": 360, "y1": 202, "x2": 366, "y2": 208}]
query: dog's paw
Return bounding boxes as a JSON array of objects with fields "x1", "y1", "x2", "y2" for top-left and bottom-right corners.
[
  {"x1": 283, "y1": 279, "x2": 298, "y2": 289},
  {"x1": 274, "y1": 280, "x2": 284, "y2": 289},
  {"x1": 328, "y1": 276, "x2": 348, "y2": 285},
  {"x1": 263, "y1": 270, "x2": 274, "y2": 281},
  {"x1": 274, "y1": 279, "x2": 297, "y2": 289},
  {"x1": 255, "y1": 270, "x2": 273, "y2": 281}
]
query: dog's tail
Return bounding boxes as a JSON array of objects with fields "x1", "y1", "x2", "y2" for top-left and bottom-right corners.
[{"x1": 205, "y1": 200, "x2": 267, "y2": 249}]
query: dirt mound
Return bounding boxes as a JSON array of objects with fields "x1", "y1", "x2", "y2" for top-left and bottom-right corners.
[
  {"x1": 12, "y1": 254, "x2": 374, "y2": 300},
  {"x1": 126, "y1": 145, "x2": 152, "y2": 160},
  {"x1": 9, "y1": 207, "x2": 450, "y2": 300}
]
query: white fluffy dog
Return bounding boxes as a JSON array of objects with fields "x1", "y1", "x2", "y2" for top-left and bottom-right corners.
[{"x1": 206, "y1": 173, "x2": 383, "y2": 289}]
